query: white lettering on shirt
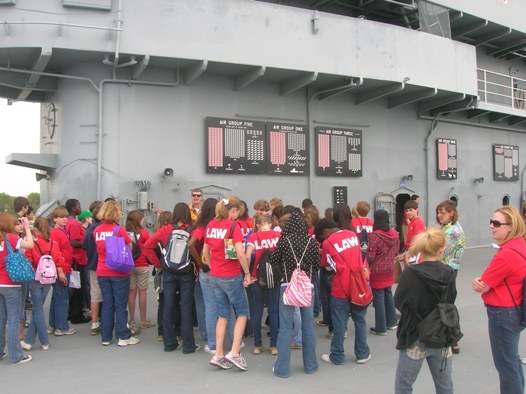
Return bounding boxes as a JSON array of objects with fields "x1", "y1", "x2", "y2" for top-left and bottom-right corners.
[
  {"x1": 333, "y1": 236, "x2": 359, "y2": 253},
  {"x1": 206, "y1": 228, "x2": 227, "y2": 239},
  {"x1": 355, "y1": 225, "x2": 373, "y2": 233},
  {"x1": 95, "y1": 231, "x2": 114, "y2": 241},
  {"x1": 253, "y1": 238, "x2": 279, "y2": 250}
]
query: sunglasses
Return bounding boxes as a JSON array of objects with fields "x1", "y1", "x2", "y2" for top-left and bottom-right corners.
[
  {"x1": 489, "y1": 219, "x2": 511, "y2": 228},
  {"x1": 192, "y1": 194, "x2": 202, "y2": 198}
]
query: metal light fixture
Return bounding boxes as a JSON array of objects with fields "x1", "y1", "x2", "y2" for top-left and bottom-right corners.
[
  {"x1": 473, "y1": 177, "x2": 484, "y2": 184},
  {"x1": 401, "y1": 174, "x2": 413, "y2": 182},
  {"x1": 35, "y1": 172, "x2": 49, "y2": 182}
]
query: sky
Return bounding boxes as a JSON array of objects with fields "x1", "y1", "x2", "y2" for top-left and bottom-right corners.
[{"x1": 0, "y1": 98, "x2": 41, "y2": 196}]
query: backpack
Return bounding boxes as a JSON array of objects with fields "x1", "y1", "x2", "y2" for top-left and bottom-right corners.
[
  {"x1": 413, "y1": 272, "x2": 463, "y2": 349},
  {"x1": 34, "y1": 242, "x2": 57, "y2": 285},
  {"x1": 359, "y1": 228, "x2": 369, "y2": 261},
  {"x1": 130, "y1": 232, "x2": 142, "y2": 260},
  {"x1": 105, "y1": 226, "x2": 135, "y2": 273},
  {"x1": 257, "y1": 249, "x2": 277, "y2": 288},
  {"x1": 348, "y1": 267, "x2": 373, "y2": 310},
  {"x1": 3, "y1": 234, "x2": 35, "y2": 282},
  {"x1": 160, "y1": 225, "x2": 194, "y2": 275}
]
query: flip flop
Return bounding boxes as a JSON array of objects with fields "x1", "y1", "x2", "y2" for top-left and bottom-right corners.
[{"x1": 140, "y1": 320, "x2": 156, "y2": 329}]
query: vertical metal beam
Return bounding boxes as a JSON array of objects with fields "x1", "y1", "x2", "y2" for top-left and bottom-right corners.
[{"x1": 184, "y1": 60, "x2": 208, "y2": 85}]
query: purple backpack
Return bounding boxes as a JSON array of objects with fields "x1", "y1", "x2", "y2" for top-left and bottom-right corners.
[{"x1": 105, "y1": 226, "x2": 134, "y2": 273}]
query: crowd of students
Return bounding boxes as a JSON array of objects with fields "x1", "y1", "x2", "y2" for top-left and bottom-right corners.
[{"x1": 1, "y1": 192, "x2": 526, "y2": 393}]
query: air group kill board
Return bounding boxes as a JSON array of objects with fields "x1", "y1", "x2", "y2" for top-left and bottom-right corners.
[
  {"x1": 493, "y1": 144, "x2": 519, "y2": 181},
  {"x1": 436, "y1": 138, "x2": 457, "y2": 180},
  {"x1": 267, "y1": 122, "x2": 309, "y2": 175},
  {"x1": 206, "y1": 117, "x2": 266, "y2": 174},
  {"x1": 315, "y1": 127, "x2": 362, "y2": 176}
]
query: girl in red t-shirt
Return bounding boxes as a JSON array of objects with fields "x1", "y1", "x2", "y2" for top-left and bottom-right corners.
[
  {"x1": 203, "y1": 196, "x2": 252, "y2": 370},
  {"x1": 125, "y1": 210, "x2": 152, "y2": 333}
]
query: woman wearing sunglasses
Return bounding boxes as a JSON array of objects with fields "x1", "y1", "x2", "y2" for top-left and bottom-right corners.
[{"x1": 473, "y1": 206, "x2": 526, "y2": 394}]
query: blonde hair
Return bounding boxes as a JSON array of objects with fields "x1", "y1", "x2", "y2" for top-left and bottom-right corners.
[
  {"x1": 408, "y1": 227, "x2": 445, "y2": 258},
  {"x1": 253, "y1": 199, "x2": 270, "y2": 212},
  {"x1": 52, "y1": 207, "x2": 68, "y2": 219},
  {"x1": 253, "y1": 213, "x2": 272, "y2": 231},
  {"x1": 355, "y1": 201, "x2": 371, "y2": 217},
  {"x1": 215, "y1": 195, "x2": 242, "y2": 220},
  {"x1": 98, "y1": 200, "x2": 123, "y2": 223},
  {"x1": 494, "y1": 205, "x2": 526, "y2": 244},
  {"x1": 278, "y1": 213, "x2": 290, "y2": 229}
]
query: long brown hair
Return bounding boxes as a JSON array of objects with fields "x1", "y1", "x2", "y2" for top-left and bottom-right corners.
[
  {"x1": 125, "y1": 210, "x2": 144, "y2": 234},
  {"x1": 34, "y1": 217, "x2": 51, "y2": 241},
  {"x1": 0, "y1": 212, "x2": 15, "y2": 243}
]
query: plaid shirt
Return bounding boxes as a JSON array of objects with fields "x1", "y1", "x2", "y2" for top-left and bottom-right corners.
[{"x1": 366, "y1": 230, "x2": 400, "y2": 288}]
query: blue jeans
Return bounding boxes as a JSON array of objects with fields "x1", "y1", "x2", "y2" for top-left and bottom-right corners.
[
  {"x1": 211, "y1": 275, "x2": 249, "y2": 318},
  {"x1": 251, "y1": 282, "x2": 279, "y2": 347},
  {"x1": 0, "y1": 286, "x2": 24, "y2": 364},
  {"x1": 312, "y1": 270, "x2": 320, "y2": 317},
  {"x1": 273, "y1": 285, "x2": 318, "y2": 378},
  {"x1": 25, "y1": 280, "x2": 51, "y2": 346},
  {"x1": 194, "y1": 276, "x2": 207, "y2": 341},
  {"x1": 49, "y1": 273, "x2": 70, "y2": 330},
  {"x1": 293, "y1": 307, "x2": 302, "y2": 346},
  {"x1": 372, "y1": 286, "x2": 397, "y2": 333},
  {"x1": 98, "y1": 276, "x2": 131, "y2": 343},
  {"x1": 162, "y1": 271, "x2": 196, "y2": 353},
  {"x1": 200, "y1": 271, "x2": 234, "y2": 350},
  {"x1": 329, "y1": 296, "x2": 370, "y2": 364},
  {"x1": 487, "y1": 306, "x2": 525, "y2": 394},
  {"x1": 395, "y1": 341, "x2": 453, "y2": 394},
  {"x1": 319, "y1": 270, "x2": 333, "y2": 330}
]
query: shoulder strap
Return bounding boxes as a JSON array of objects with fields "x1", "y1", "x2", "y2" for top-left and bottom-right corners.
[
  {"x1": 3, "y1": 233, "x2": 14, "y2": 254},
  {"x1": 34, "y1": 241, "x2": 44, "y2": 256},
  {"x1": 228, "y1": 221, "x2": 237, "y2": 239},
  {"x1": 503, "y1": 248, "x2": 526, "y2": 321},
  {"x1": 286, "y1": 237, "x2": 311, "y2": 270}
]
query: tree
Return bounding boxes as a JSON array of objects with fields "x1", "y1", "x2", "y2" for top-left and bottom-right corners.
[
  {"x1": 0, "y1": 192, "x2": 14, "y2": 213},
  {"x1": 27, "y1": 192, "x2": 40, "y2": 211}
]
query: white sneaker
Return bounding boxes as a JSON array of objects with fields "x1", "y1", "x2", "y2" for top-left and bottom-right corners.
[
  {"x1": 20, "y1": 341, "x2": 31, "y2": 351},
  {"x1": 12, "y1": 355, "x2": 32, "y2": 365},
  {"x1": 357, "y1": 354, "x2": 372, "y2": 364},
  {"x1": 41, "y1": 344, "x2": 49, "y2": 351},
  {"x1": 118, "y1": 337, "x2": 140, "y2": 347},
  {"x1": 204, "y1": 345, "x2": 215, "y2": 355},
  {"x1": 321, "y1": 354, "x2": 333, "y2": 364},
  {"x1": 54, "y1": 327, "x2": 76, "y2": 336}
]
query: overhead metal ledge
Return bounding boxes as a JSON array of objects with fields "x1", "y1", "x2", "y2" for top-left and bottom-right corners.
[
  {"x1": 452, "y1": 19, "x2": 488, "y2": 39},
  {"x1": 388, "y1": 87, "x2": 437, "y2": 109},
  {"x1": 489, "y1": 113, "x2": 511, "y2": 123},
  {"x1": 280, "y1": 72, "x2": 318, "y2": 96},
  {"x1": 487, "y1": 37, "x2": 526, "y2": 57},
  {"x1": 16, "y1": 47, "x2": 52, "y2": 101},
  {"x1": 356, "y1": 82, "x2": 405, "y2": 105},
  {"x1": 418, "y1": 93, "x2": 465, "y2": 113},
  {"x1": 6, "y1": 153, "x2": 58, "y2": 171},
  {"x1": 317, "y1": 77, "x2": 363, "y2": 101},
  {"x1": 184, "y1": 60, "x2": 208, "y2": 85},
  {"x1": 475, "y1": 27, "x2": 512, "y2": 47},
  {"x1": 430, "y1": 96, "x2": 477, "y2": 116},
  {"x1": 467, "y1": 109, "x2": 491, "y2": 119},
  {"x1": 235, "y1": 66, "x2": 266, "y2": 91},
  {"x1": 508, "y1": 116, "x2": 526, "y2": 126}
]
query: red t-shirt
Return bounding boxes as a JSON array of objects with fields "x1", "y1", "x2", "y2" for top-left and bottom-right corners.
[
  {"x1": 66, "y1": 217, "x2": 87, "y2": 266},
  {"x1": 94, "y1": 223, "x2": 132, "y2": 277},
  {"x1": 246, "y1": 229, "x2": 281, "y2": 277},
  {"x1": 237, "y1": 218, "x2": 253, "y2": 238},
  {"x1": 25, "y1": 237, "x2": 65, "y2": 271},
  {"x1": 351, "y1": 217, "x2": 374, "y2": 233},
  {"x1": 191, "y1": 226, "x2": 206, "y2": 265},
  {"x1": 481, "y1": 237, "x2": 526, "y2": 307},
  {"x1": 142, "y1": 223, "x2": 192, "y2": 269},
  {"x1": 405, "y1": 217, "x2": 426, "y2": 250},
  {"x1": 127, "y1": 228, "x2": 150, "y2": 268},
  {"x1": 205, "y1": 219, "x2": 244, "y2": 277},
  {"x1": 50, "y1": 227, "x2": 73, "y2": 274},
  {"x1": 321, "y1": 229, "x2": 363, "y2": 299},
  {"x1": 0, "y1": 233, "x2": 23, "y2": 286}
]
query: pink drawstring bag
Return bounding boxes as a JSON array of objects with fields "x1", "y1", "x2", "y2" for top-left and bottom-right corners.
[{"x1": 282, "y1": 238, "x2": 312, "y2": 308}]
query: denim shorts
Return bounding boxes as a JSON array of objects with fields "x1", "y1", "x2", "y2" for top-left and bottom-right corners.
[{"x1": 211, "y1": 275, "x2": 249, "y2": 319}]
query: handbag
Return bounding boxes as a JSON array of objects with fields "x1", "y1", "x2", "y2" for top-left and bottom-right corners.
[
  {"x1": 224, "y1": 222, "x2": 239, "y2": 260},
  {"x1": 105, "y1": 226, "x2": 134, "y2": 273},
  {"x1": 3, "y1": 234, "x2": 35, "y2": 282},
  {"x1": 282, "y1": 237, "x2": 312, "y2": 307}
]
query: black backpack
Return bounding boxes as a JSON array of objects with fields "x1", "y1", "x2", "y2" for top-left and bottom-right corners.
[
  {"x1": 131, "y1": 233, "x2": 141, "y2": 260},
  {"x1": 257, "y1": 249, "x2": 277, "y2": 288},
  {"x1": 359, "y1": 228, "x2": 369, "y2": 260},
  {"x1": 413, "y1": 273, "x2": 463, "y2": 349}
]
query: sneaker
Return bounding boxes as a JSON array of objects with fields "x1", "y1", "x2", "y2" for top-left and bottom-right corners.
[
  {"x1": 90, "y1": 325, "x2": 101, "y2": 336},
  {"x1": 184, "y1": 344, "x2": 200, "y2": 354},
  {"x1": 290, "y1": 343, "x2": 303, "y2": 350},
  {"x1": 253, "y1": 346, "x2": 264, "y2": 355},
  {"x1": 47, "y1": 327, "x2": 55, "y2": 335},
  {"x1": 20, "y1": 341, "x2": 31, "y2": 351},
  {"x1": 1, "y1": 352, "x2": 7, "y2": 360},
  {"x1": 369, "y1": 327, "x2": 387, "y2": 336},
  {"x1": 316, "y1": 320, "x2": 329, "y2": 327},
  {"x1": 239, "y1": 341, "x2": 246, "y2": 351},
  {"x1": 102, "y1": 340, "x2": 112, "y2": 346},
  {"x1": 209, "y1": 356, "x2": 233, "y2": 370},
  {"x1": 41, "y1": 345, "x2": 49, "y2": 351},
  {"x1": 321, "y1": 354, "x2": 333, "y2": 364},
  {"x1": 118, "y1": 337, "x2": 140, "y2": 347},
  {"x1": 269, "y1": 347, "x2": 278, "y2": 356},
  {"x1": 326, "y1": 332, "x2": 333, "y2": 339},
  {"x1": 54, "y1": 327, "x2": 77, "y2": 336},
  {"x1": 387, "y1": 325, "x2": 398, "y2": 330},
  {"x1": 225, "y1": 352, "x2": 248, "y2": 371},
  {"x1": 157, "y1": 335, "x2": 164, "y2": 342},
  {"x1": 24, "y1": 319, "x2": 30, "y2": 328},
  {"x1": 12, "y1": 355, "x2": 32, "y2": 365},
  {"x1": 521, "y1": 357, "x2": 526, "y2": 365},
  {"x1": 357, "y1": 354, "x2": 372, "y2": 364},
  {"x1": 204, "y1": 345, "x2": 215, "y2": 355}
]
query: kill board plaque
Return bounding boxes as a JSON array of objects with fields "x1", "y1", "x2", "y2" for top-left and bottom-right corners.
[
  {"x1": 267, "y1": 122, "x2": 309, "y2": 175},
  {"x1": 206, "y1": 117, "x2": 266, "y2": 174},
  {"x1": 315, "y1": 127, "x2": 362, "y2": 177},
  {"x1": 436, "y1": 138, "x2": 458, "y2": 180},
  {"x1": 493, "y1": 144, "x2": 519, "y2": 181}
]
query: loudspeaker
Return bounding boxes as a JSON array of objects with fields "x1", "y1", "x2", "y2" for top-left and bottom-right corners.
[{"x1": 163, "y1": 168, "x2": 174, "y2": 178}]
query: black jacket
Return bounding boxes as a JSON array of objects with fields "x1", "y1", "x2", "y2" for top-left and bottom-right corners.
[{"x1": 394, "y1": 261, "x2": 457, "y2": 350}]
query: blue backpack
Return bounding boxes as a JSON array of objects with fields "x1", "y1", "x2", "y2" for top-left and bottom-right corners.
[{"x1": 3, "y1": 234, "x2": 35, "y2": 282}]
